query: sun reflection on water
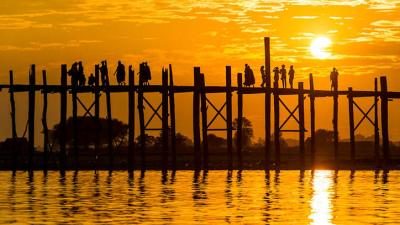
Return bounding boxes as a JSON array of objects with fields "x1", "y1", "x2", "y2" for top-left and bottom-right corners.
[{"x1": 310, "y1": 170, "x2": 333, "y2": 225}]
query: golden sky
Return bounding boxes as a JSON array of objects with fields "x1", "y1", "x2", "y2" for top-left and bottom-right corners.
[{"x1": 1, "y1": 0, "x2": 400, "y2": 144}]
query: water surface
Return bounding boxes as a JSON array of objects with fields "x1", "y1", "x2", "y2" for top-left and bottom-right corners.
[{"x1": 0, "y1": 170, "x2": 399, "y2": 224}]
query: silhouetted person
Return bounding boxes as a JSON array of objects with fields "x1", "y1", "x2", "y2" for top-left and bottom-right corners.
[
  {"x1": 100, "y1": 60, "x2": 109, "y2": 86},
  {"x1": 115, "y1": 61, "x2": 126, "y2": 85},
  {"x1": 144, "y1": 62, "x2": 151, "y2": 85},
  {"x1": 68, "y1": 62, "x2": 79, "y2": 86},
  {"x1": 288, "y1": 65, "x2": 295, "y2": 89},
  {"x1": 78, "y1": 61, "x2": 86, "y2": 86},
  {"x1": 260, "y1": 66, "x2": 267, "y2": 87},
  {"x1": 273, "y1": 66, "x2": 280, "y2": 87},
  {"x1": 249, "y1": 66, "x2": 255, "y2": 87},
  {"x1": 244, "y1": 64, "x2": 255, "y2": 87},
  {"x1": 139, "y1": 62, "x2": 151, "y2": 85},
  {"x1": 88, "y1": 73, "x2": 95, "y2": 87},
  {"x1": 330, "y1": 67, "x2": 339, "y2": 91},
  {"x1": 280, "y1": 64, "x2": 287, "y2": 88},
  {"x1": 244, "y1": 64, "x2": 250, "y2": 87}
]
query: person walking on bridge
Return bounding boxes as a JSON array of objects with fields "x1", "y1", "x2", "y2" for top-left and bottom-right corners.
[
  {"x1": 280, "y1": 64, "x2": 287, "y2": 88},
  {"x1": 288, "y1": 65, "x2": 295, "y2": 89}
]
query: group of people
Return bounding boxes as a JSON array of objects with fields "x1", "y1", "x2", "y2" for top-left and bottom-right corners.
[
  {"x1": 244, "y1": 64, "x2": 296, "y2": 88},
  {"x1": 246, "y1": 64, "x2": 339, "y2": 90},
  {"x1": 272, "y1": 64, "x2": 295, "y2": 88},
  {"x1": 67, "y1": 61, "x2": 86, "y2": 86},
  {"x1": 67, "y1": 60, "x2": 153, "y2": 87},
  {"x1": 139, "y1": 62, "x2": 152, "y2": 86}
]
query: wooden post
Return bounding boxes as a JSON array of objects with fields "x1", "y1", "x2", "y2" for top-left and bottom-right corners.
[
  {"x1": 309, "y1": 74, "x2": 316, "y2": 167},
  {"x1": 200, "y1": 73, "x2": 208, "y2": 170},
  {"x1": 72, "y1": 72, "x2": 78, "y2": 170},
  {"x1": 226, "y1": 66, "x2": 233, "y2": 170},
  {"x1": 94, "y1": 65, "x2": 100, "y2": 169},
  {"x1": 104, "y1": 68, "x2": 113, "y2": 170},
  {"x1": 380, "y1": 76, "x2": 389, "y2": 165},
  {"x1": 264, "y1": 37, "x2": 271, "y2": 170},
  {"x1": 28, "y1": 64, "x2": 36, "y2": 170},
  {"x1": 42, "y1": 70, "x2": 49, "y2": 171},
  {"x1": 348, "y1": 87, "x2": 355, "y2": 165},
  {"x1": 374, "y1": 78, "x2": 380, "y2": 167},
  {"x1": 162, "y1": 68, "x2": 169, "y2": 171},
  {"x1": 298, "y1": 82, "x2": 305, "y2": 168},
  {"x1": 169, "y1": 64, "x2": 177, "y2": 170},
  {"x1": 237, "y1": 73, "x2": 243, "y2": 169},
  {"x1": 138, "y1": 72, "x2": 146, "y2": 171},
  {"x1": 9, "y1": 70, "x2": 17, "y2": 170},
  {"x1": 128, "y1": 65, "x2": 135, "y2": 172},
  {"x1": 60, "y1": 64, "x2": 67, "y2": 171},
  {"x1": 193, "y1": 67, "x2": 201, "y2": 170},
  {"x1": 333, "y1": 79, "x2": 339, "y2": 165},
  {"x1": 273, "y1": 81, "x2": 280, "y2": 168}
]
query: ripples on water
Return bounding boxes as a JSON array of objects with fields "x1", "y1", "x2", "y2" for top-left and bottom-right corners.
[{"x1": 0, "y1": 170, "x2": 399, "y2": 224}]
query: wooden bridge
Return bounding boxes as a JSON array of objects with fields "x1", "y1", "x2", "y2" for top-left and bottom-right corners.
[{"x1": 0, "y1": 37, "x2": 397, "y2": 172}]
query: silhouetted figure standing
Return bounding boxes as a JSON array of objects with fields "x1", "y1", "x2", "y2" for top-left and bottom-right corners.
[
  {"x1": 260, "y1": 66, "x2": 267, "y2": 87},
  {"x1": 88, "y1": 73, "x2": 95, "y2": 87},
  {"x1": 280, "y1": 64, "x2": 287, "y2": 88},
  {"x1": 139, "y1": 62, "x2": 151, "y2": 86},
  {"x1": 330, "y1": 67, "x2": 339, "y2": 91},
  {"x1": 273, "y1": 66, "x2": 280, "y2": 87},
  {"x1": 115, "y1": 61, "x2": 126, "y2": 85},
  {"x1": 68, "y1": 62, "x2": 79, "y2": 86},
  {"x1": 288, "y1": 65, "x2": 295, "y2": 89},
  {"x1": 243, "y1": 64, "x2": 255, "y2": 87},
  {"x1": 78, "y1": 61, "x2": 86, "y2": 86},
  {"x1": 100, "y1": 60, "x2": 109, "y2": 86},
  {"x1": 244, "y1": 64, "x2": 250, "y2": 87}
]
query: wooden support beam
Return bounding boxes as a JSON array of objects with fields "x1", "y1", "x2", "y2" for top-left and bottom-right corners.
[
  {"x1": 9, "y1": 70, "x2": 17, "y2": 171},
  {"x1": 264, "y1": 37, "x2": 271, "y2": 170},
  {"x1": 94, "y1": 65, "x2": 100, "y2": 169},
  {"x1": 273, "y1": 81, "x2": 280, "y2": 169},
  {"x1": 200, "y1": 73, "x2": 208, "y2": 170},
  {"x1": 42, "y1": 70, "x2": 49, "y2": 172},
  {"x1": 60, "y1": 64, "x2": 67, "y2": 171},
  {"x1": 374, "y1": 78, "x2": 380, "y2": 167},
  {"x1": 72, "y1": 72, "x2": 78, "y2": 170},
  {"x1": 333, "y1": 80, "x2": 339, "y2": 165},
  {"x1": 237, "y1": 73, "x2": 243, "y2": 169},
  {"x1": 169, "y1": 64, "x2": 177, "y2": 171},
  {"x1": 298, "y1": 82, "x2": 305, "y2": 168},
  {"x1": 380, "y1": 76, "x2": 390, "y2": 166},
  {"x1": 226, "y1": 66, "x2": 233, "y2": 170},
  {"x1": 193, "y1": 67, "x2": 201, "y2": 171},
  {"x1": 138, "y1": 76, "x2": 146, "y2": 171},
  {"x1": 128, "y1": 65, "x2": 135, "y2": 172},
  {"x1": 348, "y1": 87, "x2": 355, "y2": 165},
  {"x1": 162, "y1": 68, "x2": 169, "y2": 172},
  {"x1": 28, "y1": 64, "x2": 35, "y2": 170},
  {"x1": 105, "y1": 67, "x2": 113, "y2": 171},
  {"x1": 309, "y1": 74, "x2": 316, "y2": 168}
]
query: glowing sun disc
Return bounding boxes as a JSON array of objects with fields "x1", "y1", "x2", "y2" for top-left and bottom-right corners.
[{"x1": 310, "y1": 37, "x2": 332, "y2": 59}]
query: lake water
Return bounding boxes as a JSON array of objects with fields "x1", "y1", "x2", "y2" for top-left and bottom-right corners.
[{"x1": 0, "y1": 170, "x2": 399, "y2": 224}]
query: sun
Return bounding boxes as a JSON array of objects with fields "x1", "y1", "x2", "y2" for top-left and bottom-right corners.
[{"x1": 310, "y1": 37, "x2": 332, "y2": 59}]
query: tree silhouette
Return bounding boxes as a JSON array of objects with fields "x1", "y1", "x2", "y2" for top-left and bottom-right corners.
[
  {"x1": 233, "y1": 117, "x2": 254, "y2": 147},
  {"x1": 50, "y1": 117, "x2": 128, "y2": 151}
]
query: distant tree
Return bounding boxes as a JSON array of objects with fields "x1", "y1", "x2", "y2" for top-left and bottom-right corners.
[
  {"x1": 305, "y1": 129, "x2": 334, "y2": 147},
  {"x1": 233, "y1": 117, "x2": 254, "y2": 147},
  {"x1": 50, "y1": 117, "x2": 128, "y2": 150},
  {"x1": 207, "y1": 134, "x2": 226, "y2": 148},
  {"x1": 135, "y1": 134, "x2": 157, "y2": 147}
]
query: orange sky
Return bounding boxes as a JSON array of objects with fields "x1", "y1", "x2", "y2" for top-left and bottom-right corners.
[{"x1": 1, "y1": 0, "x2": 400, "y2": 145}]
